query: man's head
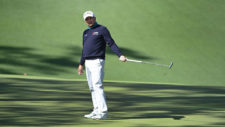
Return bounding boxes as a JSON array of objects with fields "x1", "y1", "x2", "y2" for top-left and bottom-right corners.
[{"x1": 83, "y1": 11, "x2": 96, "y2": 27}]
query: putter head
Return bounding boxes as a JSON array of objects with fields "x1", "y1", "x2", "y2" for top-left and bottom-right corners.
[{"x1": 169, "y1": 62, "x2": 173, "y2": 69}]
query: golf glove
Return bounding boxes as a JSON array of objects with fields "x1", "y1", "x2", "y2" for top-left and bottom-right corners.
[{"x1": 119, "y1": 55, "x2": 127, "y2": 62}]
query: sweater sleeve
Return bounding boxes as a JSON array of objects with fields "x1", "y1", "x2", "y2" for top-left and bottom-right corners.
[
  {"x1": 79, "y1": 49, "x2": 85, "y2": 65},
  {"x1": 79, "y1": 32, "x2": 85, "y2": 65},
  {"x1": 102, "y1": 27, "x2": 122, "y2": 57}
]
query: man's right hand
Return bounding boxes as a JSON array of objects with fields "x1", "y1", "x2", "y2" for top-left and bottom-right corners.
[{"x1": 78, "y1": 64, "x2": 84, "y2": 75}]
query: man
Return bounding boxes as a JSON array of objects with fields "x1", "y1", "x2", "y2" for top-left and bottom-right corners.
[{"x1": 78, "y1": 11, "x2": 126, "y2": 120}]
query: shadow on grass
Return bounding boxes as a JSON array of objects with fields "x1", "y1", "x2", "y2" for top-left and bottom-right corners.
[
  {"x1": 0, "y1": 45, "x2": 81, "y2": 75},
  {"x1": 0, "y1": 78, "x2": 90, "y2": 126},
  {"x1": 0, "y1": 45, "x2": 153, "y2": 76},
  {"x1": 106, "y1": 82, "x2": 225, "y2": 121},
  {"x1": 106, "y1": 47, "x2": 154, "y2": 60},
  {"x1": 0, "y1": 77, "x2": 225, "y2": 126}
]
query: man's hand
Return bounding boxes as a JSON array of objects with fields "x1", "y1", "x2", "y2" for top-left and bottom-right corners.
[
  {"x1": 78, "y1": 64, "x2": 84, "y2": 75},
  {"x1": 119, "y1": 55, "x2": 127, "y2": 62}
]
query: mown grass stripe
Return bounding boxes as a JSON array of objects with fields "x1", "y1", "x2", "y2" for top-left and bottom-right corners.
[{"x1": 0, "y1": 74, "x2": 184, "y2": 85}]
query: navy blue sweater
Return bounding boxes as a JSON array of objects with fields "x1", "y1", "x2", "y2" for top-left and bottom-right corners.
[{"x1": 80, "y1": 24, "x2": 122, "y2": 65}]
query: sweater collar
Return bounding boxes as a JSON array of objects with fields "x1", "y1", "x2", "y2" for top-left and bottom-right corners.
[{"x1": 88, "y1": 22, "x2": 99, "y2": 29}]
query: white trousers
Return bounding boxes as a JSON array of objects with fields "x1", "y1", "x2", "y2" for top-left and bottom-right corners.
[{"x1": 85, "y1": 59, "x2": 108, "y2": 114}]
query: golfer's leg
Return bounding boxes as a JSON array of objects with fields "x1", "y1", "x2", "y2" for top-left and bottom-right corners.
[
  {"x1": 91, "y1": 59, "x2": 107, "y2": 113},
  {"x1": 85, "y1": 61, "x2": 98, "y2": 113}
]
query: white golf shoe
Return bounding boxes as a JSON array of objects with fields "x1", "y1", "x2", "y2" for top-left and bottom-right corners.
[
  {"x1": 91, "y1": 113, "x2": 108, "y2": 120},
  {"x1": 84, "y1": 111, "x2": 97, "y2": 119}
]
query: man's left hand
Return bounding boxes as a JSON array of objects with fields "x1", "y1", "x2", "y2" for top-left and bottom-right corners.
[{"x1": 119, "y1": 55, "x2": 127, "y2": 62}]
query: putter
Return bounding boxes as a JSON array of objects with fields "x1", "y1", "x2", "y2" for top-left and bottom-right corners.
[{"x1": 126, "y1": 58, "x2": 173, "y2": 69}]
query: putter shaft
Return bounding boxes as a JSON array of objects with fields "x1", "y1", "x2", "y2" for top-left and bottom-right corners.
[{"x1": 127, "y1": 58, "x2": 173, "y2": 69}]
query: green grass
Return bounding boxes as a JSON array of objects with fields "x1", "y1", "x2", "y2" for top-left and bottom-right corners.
[
  {"x1": 0, "y1": 0, "x2": 225, "y2": 85},
  {"x1": 0, "y1": 0, "x2": 225, "y2": 126},
  {"x1": 0, "y1": 75, "x2": 225, "y2": 127}
]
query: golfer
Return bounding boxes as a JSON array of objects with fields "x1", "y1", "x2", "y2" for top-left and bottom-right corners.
[{"x1": 78, "y1": 11, "x2": 126, "y2": 120}]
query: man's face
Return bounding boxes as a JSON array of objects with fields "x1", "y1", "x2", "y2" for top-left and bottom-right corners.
[{"x1": 85, "y1": 17, "x2": 96, "y2": 27}]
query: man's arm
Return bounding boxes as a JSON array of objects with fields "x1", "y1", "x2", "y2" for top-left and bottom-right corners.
[
  {"x1": 78, "y1": 49, "x2": 85, "y2": 75},
  {"x1": 78, "y1": 64, "x2": 83, "y2": 75},
  {"x1": 102, "y1": 27, "x2": 126, "y2": 62},
  {"x1": 79, "y1": 49, "x2": 85, "y2": 65},
  {"x1": 78, "y1": 32, "x2": 86, "y2": 75}
]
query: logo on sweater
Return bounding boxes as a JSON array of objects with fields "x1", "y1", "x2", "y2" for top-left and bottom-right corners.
[{"x1": 92, "y1": 32, "x2": 99, "y2": 35}]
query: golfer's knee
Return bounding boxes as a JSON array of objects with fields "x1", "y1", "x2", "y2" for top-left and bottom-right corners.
[
  {"x1": 95, "y1": 83, "x2": 104, "y2": 89},
  {"x1": 89, "y1": 87, "x2": 94, "y2": 92}
]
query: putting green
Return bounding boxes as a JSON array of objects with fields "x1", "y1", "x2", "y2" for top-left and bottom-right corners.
[
  {"x1": 0, "y1": 75, "x2": 225, "y2": 126},
  {"x1": 0, "y1": 0, "x2": 225, "y2": 85}
]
